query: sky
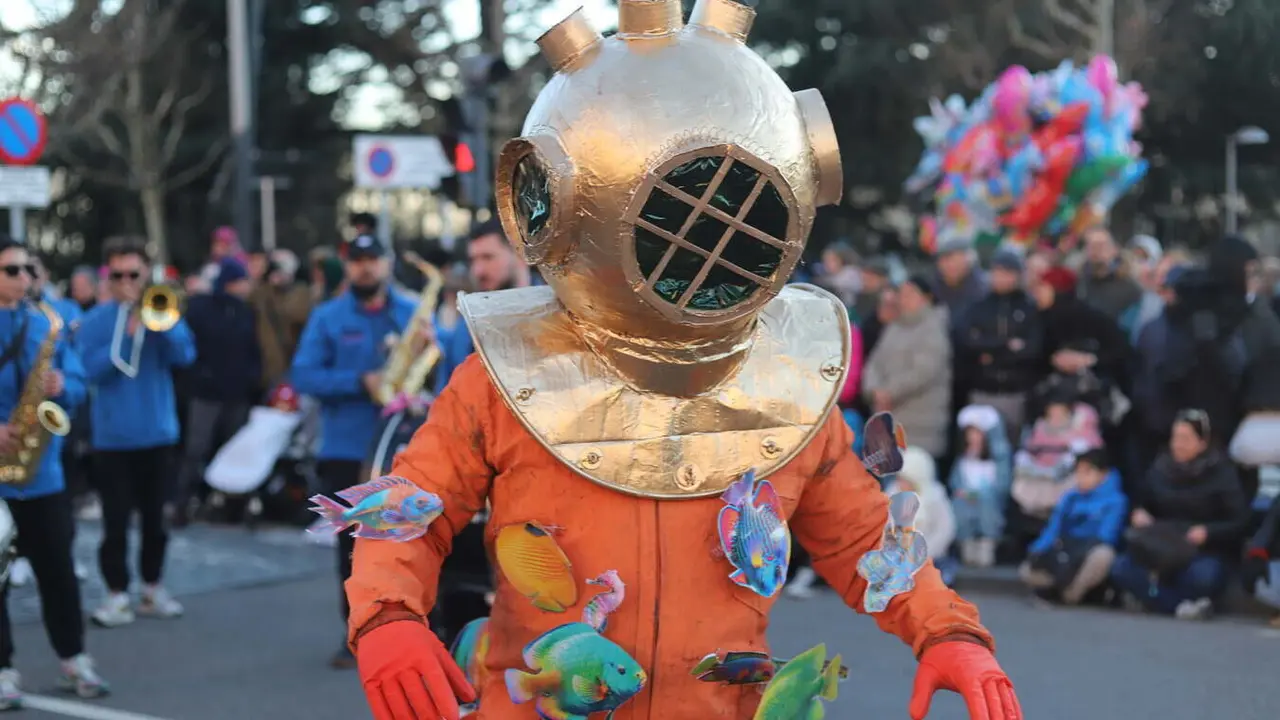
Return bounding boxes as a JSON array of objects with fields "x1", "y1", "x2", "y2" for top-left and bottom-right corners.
[{"x1": 0, "y1": 0, "x2": 613, "y2": 128}]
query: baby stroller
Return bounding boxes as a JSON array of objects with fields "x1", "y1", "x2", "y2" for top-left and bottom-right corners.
[{"x1": 204, "y1": 385, "x2": 316, "y2": 530}]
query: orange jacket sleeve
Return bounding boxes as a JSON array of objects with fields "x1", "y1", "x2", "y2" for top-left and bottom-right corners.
[
  {"x1": 791, "y1": 410, "x2": 994, "y2": 657},
  {"x1": 345, "y1": 355, "x2": 496, "y2": 644}
]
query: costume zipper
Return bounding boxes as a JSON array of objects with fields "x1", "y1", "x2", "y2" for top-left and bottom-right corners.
[{"x1": 649, "y1": 500, "x2": 662, "y2": 720}]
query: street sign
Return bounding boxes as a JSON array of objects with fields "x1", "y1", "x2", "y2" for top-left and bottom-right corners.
[
  {"x1": 353, "y1": 135, "x2": 455, "y2": 190},
  {"x1": 0, "y1": 165, "x2": 52, "y2": 207},
  {"x1": 0, "y1": 99, "x2": 48, "y2": 166}
]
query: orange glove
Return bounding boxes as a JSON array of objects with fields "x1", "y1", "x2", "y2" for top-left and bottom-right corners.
[
  {"x1": 357, "y1": 620, "x2": 476, "y2": 720},
  {"x1": 908, "y1": 640, "x2": 1022, "y2": 720}
]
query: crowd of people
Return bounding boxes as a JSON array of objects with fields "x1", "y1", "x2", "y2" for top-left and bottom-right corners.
[
  {"x1": 801, "y1": 227, "x2": 1280, "y2": 626},
  {"x1": 0, "y1": 214, "x2": 526, "y2": 708},
  {"x1": 1, "y1": 212, "x2": 1279, "y2": 711}
]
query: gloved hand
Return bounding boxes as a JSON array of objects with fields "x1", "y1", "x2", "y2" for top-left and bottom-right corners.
[
  {"x1": 908, "y1": 639, "x2": 1022, "y2": 720},
  {"x1": 357, "y1": 619, "x2": 476, "y2": 720}
]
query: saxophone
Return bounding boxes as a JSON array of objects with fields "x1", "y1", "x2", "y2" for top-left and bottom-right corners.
[
  {"x1": 0, "y1": 302, "x2": 72, "y2": 485},
  {"x1": 373, "y1": 252, "x2": 444, "y2": 408}
]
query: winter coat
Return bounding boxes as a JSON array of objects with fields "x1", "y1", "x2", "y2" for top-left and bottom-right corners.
[
  {"x1": 887, "y1": 447, "x2": 955, "y2": 559},
  {"x1": 1028, "y1": 469, "x2": 1128, "y2": 554},
  {"x1": 1077, "y1": 260, "x2": 1143, "y2": 325},
  {"x1": 956, "y1": 289, "x2": 1043, "y2": 395},
  {"x1": 862, "y1": 306, "x2": 952, "y2": 456},
  {"x1": 1139, "y1": 449, "x2": 1251, "y2": 556}
]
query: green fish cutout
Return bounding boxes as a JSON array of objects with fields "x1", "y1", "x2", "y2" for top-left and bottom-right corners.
[
  {"x1": 752, "y1": 643, "x2": 842, "y2": 720},
  {"x1": 505, "y1": 622, "x2": 647, "y2": 720}
]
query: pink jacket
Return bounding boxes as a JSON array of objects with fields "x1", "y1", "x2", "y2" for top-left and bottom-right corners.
[{"x1": 839, "y1": 322, "x2": 864, "y2": 406}]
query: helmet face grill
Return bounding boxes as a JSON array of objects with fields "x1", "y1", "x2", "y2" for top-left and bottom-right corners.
[{"x1": 627, "y1": 146, "x2": 795, "y2": 318}]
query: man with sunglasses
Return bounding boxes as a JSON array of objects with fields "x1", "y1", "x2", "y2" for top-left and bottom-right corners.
[
  {"x1": 0, "y1": 235, "x2": 109, "y2": 707},
  {"x1": 74, "y1": 236, "x2": 196, "y2": 628},
  {"x1": 291, "y1": 233, "x2": 418, "y2": 669}
]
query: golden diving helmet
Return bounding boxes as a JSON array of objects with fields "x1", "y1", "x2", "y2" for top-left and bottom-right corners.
[{"x1": 494, "y1": 0, "x2": 842, "y2": 397}]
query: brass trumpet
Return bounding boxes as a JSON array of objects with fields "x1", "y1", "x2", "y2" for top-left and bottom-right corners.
[{"x1": 139, "y1": 284, "x2": 183, "y2": 332}]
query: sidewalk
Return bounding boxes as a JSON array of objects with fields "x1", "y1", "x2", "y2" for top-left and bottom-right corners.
[
  {"x1": 952, "y1": 564, "x2": 1275, "y2": 619},
  {"x1": 7, "y1": 521, "x2": 330, "y2": 625}
]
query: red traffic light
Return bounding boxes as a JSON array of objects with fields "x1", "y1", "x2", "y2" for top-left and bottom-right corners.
[{"x1": 454, "y1": 142, "x2": 475, "y2": 173}]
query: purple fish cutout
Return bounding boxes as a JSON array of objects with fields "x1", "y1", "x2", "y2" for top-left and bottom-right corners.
[
  {"x1": 717, "y1": 470, "x2": 791, "y2": 598},
  {"x1": 307, "y1": 475, "x2": 443, "y2": 542},
  {"x1": 690, "y1": 650, "x2": 851, "y2": 686},
  {"x1": 859, "y1": 412, "x2": 907, "y2": 479},
  {"x1": 857, "y1": 491, "x2": 928, "y2": 613}
]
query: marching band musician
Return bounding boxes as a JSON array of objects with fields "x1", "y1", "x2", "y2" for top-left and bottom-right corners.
[
  {"x1": 75, "y1": 236, "x2": 195, "y2": 628},
  {"x1": 0, "y1": 235, "x2": 108, "y2": 708},
  {"x1": 290, "y1": 233, "x2": 422, "y2": 669}
]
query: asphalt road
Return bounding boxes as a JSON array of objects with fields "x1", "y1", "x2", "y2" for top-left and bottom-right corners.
[{"x1": 6, "y1": 526, "x2": 1277, "y2": 720}]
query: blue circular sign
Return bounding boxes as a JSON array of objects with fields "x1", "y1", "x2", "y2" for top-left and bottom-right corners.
[
  {"x1": 367, "y1": 146, "x2": 395, "y2": 179},
  {"x1": 0, "y1": 99, "x2": 47, "y2": 166}
]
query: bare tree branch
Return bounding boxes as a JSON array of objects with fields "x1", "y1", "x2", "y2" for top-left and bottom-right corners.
[
  {"x1": 1007, "y1": 14, "x2": 1060, "y2": 60},
  {"x1": 166, "y1": 138, "x2": 229, "y2": 192},
  {"x1": 160, "y1": 75, "x2": 212, "y2": 166},
  {"x1": 1044, "y1": 0, "x2": 1096, "y2": 38}
]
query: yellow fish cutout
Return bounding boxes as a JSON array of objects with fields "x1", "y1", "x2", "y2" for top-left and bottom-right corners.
[{"x1": 495, "y1": 521, "x2": 578, "y2": 612}]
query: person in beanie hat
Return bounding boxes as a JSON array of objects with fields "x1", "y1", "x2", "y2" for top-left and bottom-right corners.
[
  {"x1": 953, "y1": 245, "x2": 1042, "y2": 441},
  {"x1": 932, "y1": 239, "x2": 987, "y2": 335},
  {"x1": 862, "y1": 272, "x2": 953, "y2": 456},
  {"x1": 173, "y1": 256, "x2": 261, "y2": 526}
]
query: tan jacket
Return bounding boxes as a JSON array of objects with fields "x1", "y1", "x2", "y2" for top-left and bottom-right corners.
[{"x1": 251, "y1": 282, "x2": 312, "y2": 389}]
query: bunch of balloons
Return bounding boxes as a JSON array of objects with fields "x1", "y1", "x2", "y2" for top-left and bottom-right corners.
[{"x1": 906, "y1": 55, "x2": 1148, "y2": 251}]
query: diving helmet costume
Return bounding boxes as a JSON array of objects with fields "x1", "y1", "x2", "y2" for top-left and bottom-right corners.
[
  {"x1": 341, "y1": 2, "x2": 1023, "y2": 719},
  {"x1": 471, "y1": 0, "x2": 847, "y2": 497}
]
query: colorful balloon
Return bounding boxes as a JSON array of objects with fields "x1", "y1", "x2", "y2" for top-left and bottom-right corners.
[{"x1": 905, "y1": 55, "x2": 1146, "y2": 251}]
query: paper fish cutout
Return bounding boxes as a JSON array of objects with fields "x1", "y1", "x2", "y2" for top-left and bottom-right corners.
[
  {"x1": 691, "y1": 650, "x2": 850, "y2": 686},
  {"x1": 718, "y1": 470, "x2": 792, "y2": 598},
  {"x1": 450, "y1": 617, "x2": 492, "y2": 701},
  {"x1": 581, "y1": 570, "x2": 625, "y2": 633},
  {"x1": 752, "y1": 643, "x2": 842, "y2": 720},
  {"x1": 505, "y1": 622, "x2": 646, "y2": 720},
  {"x1": 307, "y1": 476, "x2": 442, "y2": 542},
  {"x1": 495, "y1": 521, "x2": 578, "y2": 612},
  {"x1": 859, "y1": 412, "x2": 908, "y2": 479},
  {"x1": 856, "y1": 491, "x2": 929, "y2": 613}
]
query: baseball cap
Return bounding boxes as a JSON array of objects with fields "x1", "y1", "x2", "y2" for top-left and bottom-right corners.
[{"x1": 342, "y1": 234, "x2": 385, "y2": 261}]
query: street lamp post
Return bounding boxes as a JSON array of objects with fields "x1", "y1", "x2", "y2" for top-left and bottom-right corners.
[
  {"x1": 1225, "y1": 126, "x2": 1270, "y2": 234},
  {"x1": 227, "y1": 0, "x2": 255, "y2": 249}
]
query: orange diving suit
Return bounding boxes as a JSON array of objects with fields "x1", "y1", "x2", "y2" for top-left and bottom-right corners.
[{"x1": 342, "y1": 1, "x2": 1022, "y2": 718}]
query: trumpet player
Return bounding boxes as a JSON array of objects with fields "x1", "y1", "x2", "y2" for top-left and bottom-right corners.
[
  {"x1": 291, "y1": 233, "x2": 422, "y2": 669},
  {"x1": 74, "y1": 236, "x2": 195, "y2": 628},
  {"x1": 0, "y1": 236, "x2": 108, "y2": 707}
]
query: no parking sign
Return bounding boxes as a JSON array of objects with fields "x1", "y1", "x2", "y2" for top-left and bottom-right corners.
[
  {"x1": 352, "y1": 135, "x2": 454, "y2": 189},
  {"x1": 0, "y1": 99, "x2": 48, "y2": 166}
]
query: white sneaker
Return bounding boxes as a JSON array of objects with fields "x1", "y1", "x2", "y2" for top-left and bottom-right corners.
[
  {"x1": 91, "y1": 593, "x2": 136, "y2": 628},
  {"x1": 785, "y1": 567, "x2": 817, "y2": 599},
  {"x1": 1175, "y1": 597, "x2": 1213, "y2": 621},
  {"x1": 8, "y1": 558, "x2": 31, "y2": 588},
  {"x1": 0, "y1": 668, "x2": 21, "y2": 710},
  {"x1": 138, "y1": 585, "x2": 183, "y2": 619},
  {"x1": 58, "y1": 654, "x2": 109, "y2": 699},
  {"x1": 76, "y1": 497, "x2": 103, "y2": 521}
]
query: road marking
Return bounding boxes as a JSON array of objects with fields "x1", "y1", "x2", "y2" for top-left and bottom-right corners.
[{"x1": 22, "y1": 695, "x2": 174, "y2": 720}]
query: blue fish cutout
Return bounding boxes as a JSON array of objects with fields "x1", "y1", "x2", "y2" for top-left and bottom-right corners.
[
  {"x1": 307, "y1": 475, "x2": 443, "y2": 542},
  {"x1": 717, "y1": 470, "x2": 791, "y2": 598},
  {"x1": 856, "y1": 491, "x2": 928, "y2": 613},
  {"x1": 859, "y1": 412, "x2": 907, "y2": 479}
]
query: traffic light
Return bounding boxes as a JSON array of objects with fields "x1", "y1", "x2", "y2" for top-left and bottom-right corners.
[
  {"x1": 436, "y1": 133, "x2": 475, "y2": 205},
  {"x1": 453, "y1": 139, "x2": 476, "y2": 173}
]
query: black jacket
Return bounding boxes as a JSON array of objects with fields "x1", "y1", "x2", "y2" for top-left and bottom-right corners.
[
  {"x1": 1140, "y1": 449, "x2": 1250, "y2": 555},
  {"x1": 956, "y1": 289, "x2": 1043, "y2": 395},
  {"x1": 1038, "y1": 294, "x2": 1131, "y2": 388},
  {"x1": 184, "y1": 292, "x2": 262, "y2": 402}
]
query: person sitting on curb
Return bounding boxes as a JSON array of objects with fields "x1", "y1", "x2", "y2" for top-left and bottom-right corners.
[{"x1": 1020, "y1": 448, "x2": 1127, "y2": 605}]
